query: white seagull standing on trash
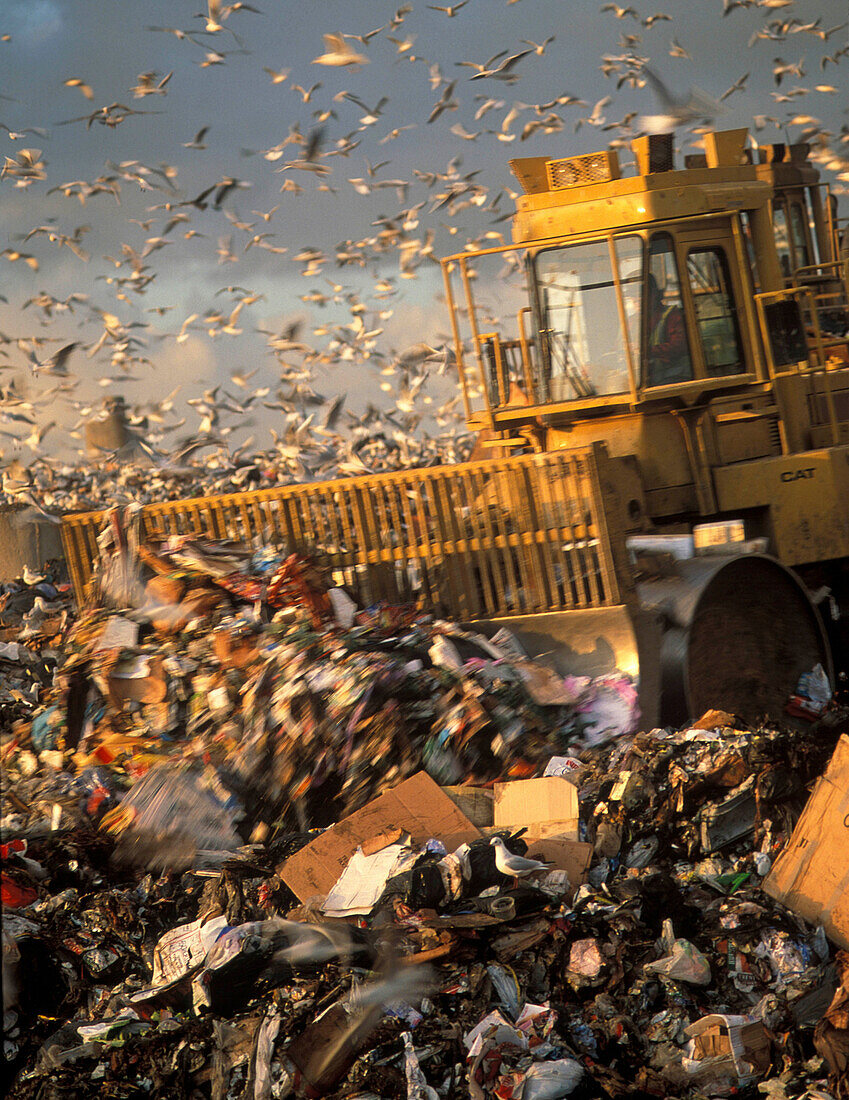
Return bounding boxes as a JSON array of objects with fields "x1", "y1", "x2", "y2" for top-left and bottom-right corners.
[{"x1": 490, "y1": 836, "x2": 553, "y2": 885}]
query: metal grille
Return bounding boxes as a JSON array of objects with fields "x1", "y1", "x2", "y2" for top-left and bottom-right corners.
[
  {"x1": 547, "y1": 151, "x2": 618, "y2": 190},
  {"x1": 647, "y1": 133, "x2": 674, "y2": 174},
  {"x1": 767, "y1": 415, "x2": 783, "y2": 454},
  {"x1": 61, "y1": 448, "x2": 623, "y2": 618}
]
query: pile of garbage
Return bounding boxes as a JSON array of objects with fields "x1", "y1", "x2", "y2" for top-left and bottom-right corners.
[
  {"x1": 0, "y1": 564, "x2": 74, "y2": 732},
  {"x1": 3, "y1": 526, "x2": 849, "y2": 1099}
]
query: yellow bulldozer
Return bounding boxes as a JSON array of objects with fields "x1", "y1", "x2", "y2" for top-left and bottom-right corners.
[{"x1": 61, "y1": 128, "x2": 849, "y2": 730}]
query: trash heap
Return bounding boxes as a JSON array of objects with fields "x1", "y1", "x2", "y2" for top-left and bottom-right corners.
[
  {"x1": 0, "y1": 562, "x2": 73, "y2": 739},
  {"x1": 3, "y1": 528, "x2": 849, "y2": 1099}
]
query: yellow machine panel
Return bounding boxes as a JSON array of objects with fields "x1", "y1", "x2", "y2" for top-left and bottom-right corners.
[{"x1": 713, "y1": 446, "x2": 849, "y2": 565}]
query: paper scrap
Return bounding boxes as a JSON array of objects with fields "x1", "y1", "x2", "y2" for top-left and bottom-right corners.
[
  {"x1": 322, "y1": 841, "x2": 412, "y2": 917},
  {"x1": 95, "y1": 616, "x2": 140, "y2": 652}
]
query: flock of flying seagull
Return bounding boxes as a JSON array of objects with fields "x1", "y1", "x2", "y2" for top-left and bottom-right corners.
[{"x1": 1, "y1": 0, "x2": 848, "y2": 512}]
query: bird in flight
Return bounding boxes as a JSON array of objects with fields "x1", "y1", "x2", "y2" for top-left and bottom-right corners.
[
  {"x1": 312, "y1": 33, "x2": 369, "y2": 67},
  {"x1": 427, "y1": 1, "x2": 470, "y2": 14},
  {"x1": 63, "y1": 77, "x2": 94, "y2": 100},
  {"x1": 638, "y1": 66, "x2": 722, "y2": 132},
  {"x1": 601, "y1": 4, "x2": 639, "y2": 18},
  {"x1": 58, "y1": 103, "x2": 163, "y2": 129},
  {"x1": 460, "y1": 47, "x2": 533, "y2": 83}
]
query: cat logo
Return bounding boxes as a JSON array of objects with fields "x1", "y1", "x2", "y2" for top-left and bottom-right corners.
[{"x1": 780, "y1": 468, "x2": 816, "y2": 482}]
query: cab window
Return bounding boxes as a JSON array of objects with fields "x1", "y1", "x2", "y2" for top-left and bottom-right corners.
[
  {"x1": 739, "y1": 211, "x2": 759, "y2": 290},
  {"x1": 804, "y1": 190, "x2": 822, "y2": 264},
  {"x1": 686, "y1": 247, "x2": 745, "y2": 376},
  {"x1": 774, "y1": 205, "x2": 792, "y2": 279},
  {"x1": 643, "y1": 232, "x2": 693, "y2": 387},
  {"x1": 789, "y1": 202, "x2": 811, "y2": 268}
]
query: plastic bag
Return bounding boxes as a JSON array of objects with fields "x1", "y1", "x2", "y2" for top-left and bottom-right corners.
[
  {"x1": 487, "y1": 963, "x2": 522, "y2": 1019},
  {"x1": 3, "y1": 930, "x2": 21, "y2": 1016},
  {"x1": 522, "y1": 1058, "x2": 584, "y2": 1099},
  {"x1": 403, "y1": 1031, "x2": 439, "y2": 1100},
  {"x1": 569, "y1": 939, "x2": 604, "y2": 979},
  {"x1": 757, "y1": 929, "x2": 811, "y2": 979},
  {"x1": 422, "y1": 729, "x2": 463, "y2": 785},
  {"x1": 796, "y1": 663, "x2": 831, "y2": 708},
  {"x1": 645, "y1": 920, "x2": 711, "y2": 985},
  {"x1": 109, "y1": 765, "x2": 243, "y2": 867}
]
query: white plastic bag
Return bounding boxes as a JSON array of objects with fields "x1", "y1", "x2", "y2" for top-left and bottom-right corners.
[
  {"x1": 522, "y1": 1058, "x2": 584, "y2": 1099},
  {"x1": 644, "y1": 920, "x2": 711, "y2": 985}
]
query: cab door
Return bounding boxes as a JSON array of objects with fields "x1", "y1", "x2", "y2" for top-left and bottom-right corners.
[{"x1": 675, "y1": 218, "x2": 761, "y2": 381}]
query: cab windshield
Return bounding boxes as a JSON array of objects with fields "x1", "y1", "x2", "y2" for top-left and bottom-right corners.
[{"x1": 533, "y1": 236, "x2": 640, "y2": 401}]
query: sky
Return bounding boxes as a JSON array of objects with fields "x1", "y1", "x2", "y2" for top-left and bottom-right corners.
[{"x1": 1, "y1": 0, "x2": 847, "y2": 462}]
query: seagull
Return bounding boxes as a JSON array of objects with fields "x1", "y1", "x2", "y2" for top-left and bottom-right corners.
[
  {"x1": 466, "y1": 48, "x2": 533, "y2": 83},
  {"x1": 63, "y1": 77, "x2": 94, "y2": 100},
  {"x1": 490, "y1": 836, "x2": 553, "y2": 885},
  {"x1": 668, "y1": 37, "x2": 692, "y2": 60},
  {"x1": 22, "y1": 340, "x2": 79, "y2": 376},
  {"x1": 132, "y1": 70, "x2": 173, "y2": 97},
  {"x1": 427, "y1": 1, "x2": 469, "y2": 14},
  {"x1": 638, "y1": 66, "x2": 722, "y2": 133},
  {"x1": 601, "y1": 3, "x2": 639, "y2": 17},
  {"x1": 22, "y1": 565, "x2": 46, "y2": 586},
  {"x1": 719, "y1": 72, "x2": 750, "y2": 102},
  {"x1": 312, "y1": 33, "x2": 369, "y2": 68}
]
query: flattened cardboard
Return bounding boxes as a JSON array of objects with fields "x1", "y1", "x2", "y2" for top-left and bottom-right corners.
[
  {"x1": 145, "y1": 575, "x2": 185, "y2": 606},
  {"x1": 279, "y1": 771, "x2": 481, "y2": 903},
  {"x1": 764, "y1": 734, "x2": 849, "y2": 950},
  {"x1": 213, "y1": 630, "x2": 259, "y2": 670},
  {"x1": 286, "y1": 1003, "x2": 380, "y2": 1094},
  {"x1": 514, "y1": 661, "x2": 579, "y2": 707},
  {"x1": 692, "y1": 709, "x2": 736, "y2": 731},
  {"x1": 360, "y1": 827, "x2": 405, "y2": 856},
  {"x1": 494, "y1": 776, "x2": 579, "y2": 829},
  {"x1": 522, "y1": 836, "x2": 592, "y2": 891},
  {"x1": 441, "y1": 785, "x2": 494, "y2": 827}
]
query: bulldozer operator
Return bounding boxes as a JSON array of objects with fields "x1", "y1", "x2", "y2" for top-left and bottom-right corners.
[{"x1": 646, "y1": 271, "x2": 692, "y2": 386}]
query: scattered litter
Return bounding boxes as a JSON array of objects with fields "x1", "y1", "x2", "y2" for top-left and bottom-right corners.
[{"x1": 2, "y1": 531, "x2": 848, "y2": 1098}]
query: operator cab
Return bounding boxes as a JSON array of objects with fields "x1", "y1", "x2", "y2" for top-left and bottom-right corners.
[
  {"x1": 531, "y1": 223, "x2": 747, "y2": 402},
  {"x1": 442, "y1": 129, "x2": 849, "y2": 452}
]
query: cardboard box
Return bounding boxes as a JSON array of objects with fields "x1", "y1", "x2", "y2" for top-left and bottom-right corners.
[
  {"x1": 107, "y1": 656, "x2": 168, "y2": 707},
  {"x1": 524, "y1": 819, "x2": 580, "y2": 842},
  {"x1": 278, "y1": 771, "x2": 481, "y2": 903},
  {"x1": 213, "y1": 629, "x2": 259, "y2": 670},
  {"x1": 441, "y1": 785, "x2": 494, "y2": 827},
  {"x1": 494, "y1": 776, "x2": 579, "y2": 831},
  {"x1": 685, "y1": 1014, "x2": 771, "y2": 1082},
  {"x1": 482, "y1": 819, "x2": 580, "y2": 842},
  {"x1": 145, "y1": 574, "x2": 185, "y2": 605},
  {"x1": 764, "y1": 734, "x2": 849, "y2": 950}
]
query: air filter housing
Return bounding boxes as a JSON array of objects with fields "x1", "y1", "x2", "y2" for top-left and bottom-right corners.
[
  {"x1": 632, "y1": 133, "x2": 674, "y2": 175},
  {"x1": 546, "y1": 149, "x2": 620, "y2": 190}
]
